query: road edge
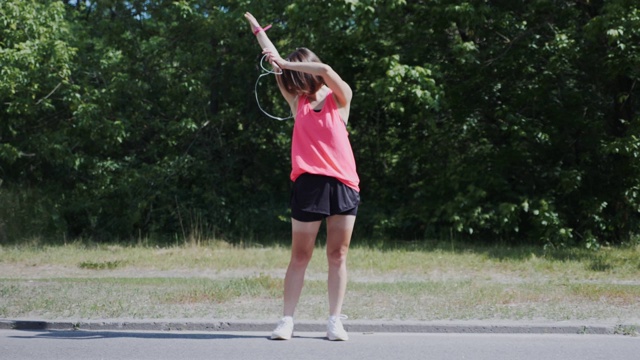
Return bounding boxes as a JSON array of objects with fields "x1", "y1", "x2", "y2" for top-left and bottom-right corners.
[{"x1": 1, "y1": 319, "x2": 638, "y2": 335}]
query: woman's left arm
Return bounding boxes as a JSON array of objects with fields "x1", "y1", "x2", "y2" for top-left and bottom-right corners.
[{"x1": 264, "y1": 50, "x2": 353, "y2": 108}]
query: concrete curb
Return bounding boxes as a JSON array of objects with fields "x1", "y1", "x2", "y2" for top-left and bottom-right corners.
[{"x1": 1, "y1": 319, "x2": 636, "y2": 335}]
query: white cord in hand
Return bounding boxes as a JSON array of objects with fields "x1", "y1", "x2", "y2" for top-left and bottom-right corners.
[{"x1": 254, "y1": 54, "x2": 293, "y2": 121}]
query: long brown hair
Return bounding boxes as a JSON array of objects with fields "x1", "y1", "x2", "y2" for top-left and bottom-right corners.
[{"x1": 277, "y1": 47, "x2": 324, "y2": 97}]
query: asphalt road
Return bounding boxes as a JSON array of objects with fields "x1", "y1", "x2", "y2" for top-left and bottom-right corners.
[{"x1": 2, "y1": 329, "x2": 638, "y2": 360}]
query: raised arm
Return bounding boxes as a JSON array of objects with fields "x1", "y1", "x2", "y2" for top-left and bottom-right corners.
[
  {"x1": 244, "y1": 12, "x2": 279, "y2": 56},
  {"x1": 244, "y1": 12, "x2": 298, "y2": 108}
]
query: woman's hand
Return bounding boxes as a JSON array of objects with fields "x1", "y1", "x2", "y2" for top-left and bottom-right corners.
[
  {"x1": 263, "y1": 48, "x2": 287, "y2": 73},
  {"x1": 244, "y1": 12, "x2": 262, "y2": 34},
  {"x1": 262, "y1": 48, "x2": 287, "y2": 70}
]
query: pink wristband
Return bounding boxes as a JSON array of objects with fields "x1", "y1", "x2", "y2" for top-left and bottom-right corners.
[{"x1": 253, "y1": 24, "x2": 272, "y2": 35}]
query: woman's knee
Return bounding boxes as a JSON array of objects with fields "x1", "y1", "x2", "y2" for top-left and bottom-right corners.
[
  {"x1": 290, "y1": 246, "x2": 314, "y2": 267},
  {"x1": 327, "y1": 246, "x2": 348, "y2": 267}
]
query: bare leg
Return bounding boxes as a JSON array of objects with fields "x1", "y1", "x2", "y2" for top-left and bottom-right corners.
[
  {"x1": 325, "y1": 215, "x2": 356, "y2": 316},
  {"x1": 283, "y1": 218, "x2": 322, "y2": 317}
]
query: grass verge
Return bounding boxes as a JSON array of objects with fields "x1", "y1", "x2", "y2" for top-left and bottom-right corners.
[{"x1": 0, "y1": 240, "x2": 639, "y2": 323}]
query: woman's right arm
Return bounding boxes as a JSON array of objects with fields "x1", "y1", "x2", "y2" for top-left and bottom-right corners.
[
  {"x1": 244, "y1": 12, "x2": 297, "y2": 110},
  {"x1": 244, "y1": 12, "x2": 279, "y2": 57}
]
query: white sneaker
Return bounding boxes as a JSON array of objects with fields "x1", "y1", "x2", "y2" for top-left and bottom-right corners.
[
  {"x1": 326, "y1": 315, "x2": 349, "y2": 341},
  {"x1": 271, "y1": 316, "x2": 294, "y2": 340}
]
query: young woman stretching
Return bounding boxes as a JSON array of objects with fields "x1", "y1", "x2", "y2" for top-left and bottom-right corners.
[{"x1": 244, "y1": 12, "x2": 360, "y2": 341}]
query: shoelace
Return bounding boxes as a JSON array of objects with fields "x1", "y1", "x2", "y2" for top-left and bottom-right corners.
[
  {"x1": 275, "y1": 317, "x2": 293, "y2": 328},
  {"x1": 330, "y1": 314, "x2": 348, "y2": 322}
]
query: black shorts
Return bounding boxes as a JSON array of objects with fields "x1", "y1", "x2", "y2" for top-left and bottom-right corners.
[{"x1": 291, "y1": 173, "x2": 360, "y2": 222}]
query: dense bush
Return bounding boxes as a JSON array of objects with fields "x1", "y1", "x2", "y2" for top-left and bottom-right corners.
[{"x1": 1, "y1": 0, "x2": 638, "y2": 247}]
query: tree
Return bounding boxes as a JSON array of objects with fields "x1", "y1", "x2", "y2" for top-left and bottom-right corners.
[
  {"x1": 1, "y1": 0, "x2": 637, "y2": 247},
  {"x1": 0, "y1": 0, "x2": 76, "y2": 237}
]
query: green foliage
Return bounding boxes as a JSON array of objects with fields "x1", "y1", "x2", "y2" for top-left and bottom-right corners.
[{"x1": 0, "y1": 0, "x2": 638, "y2": 247}]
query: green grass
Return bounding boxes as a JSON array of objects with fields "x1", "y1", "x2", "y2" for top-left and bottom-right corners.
[{"x1": 1, "y1": 240, "x2": 639, "y2": 323}]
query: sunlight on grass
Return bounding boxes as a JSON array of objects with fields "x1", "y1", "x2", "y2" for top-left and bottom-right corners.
[
  {"x1": 1, "y1": 241, "x2": 639, "y2": 322},
  {"x1": 2, "y1": 241, "x2": 639, "y2": 281},
  {"x1": 163, "y1": 275, "x2": 282, "y2": 305}
]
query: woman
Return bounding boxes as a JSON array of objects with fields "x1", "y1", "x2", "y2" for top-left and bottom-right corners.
[{"x1": 244, "y1": 12, "x2": 360, "y2": 341}]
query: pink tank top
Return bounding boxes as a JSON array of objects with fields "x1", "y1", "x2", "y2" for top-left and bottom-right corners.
[{"x1": 290, "y1": 90, "x2": 360, "y2": 192}]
